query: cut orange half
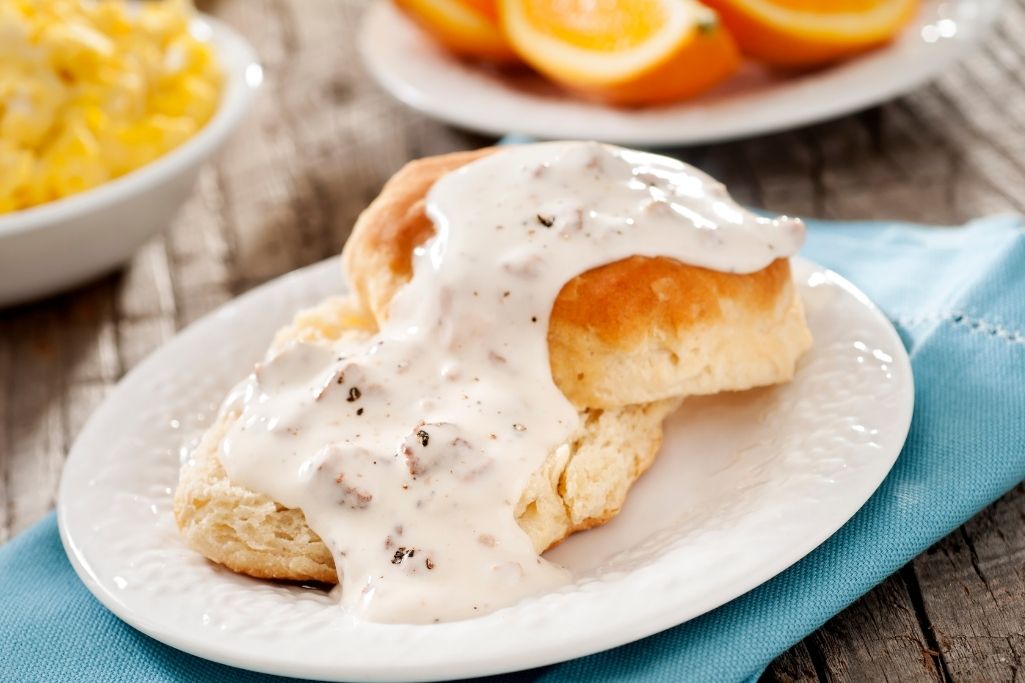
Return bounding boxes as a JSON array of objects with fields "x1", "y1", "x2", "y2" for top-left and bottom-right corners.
[
  {"x1": 499, "y1": 0, "x2": 740, "y2": 106},
  {"x1": 701, "y1": 0, "x2": 918, "y2": 67},
  {"x1": 393, "y1": 0, "x2": 518, "y2": 62}
]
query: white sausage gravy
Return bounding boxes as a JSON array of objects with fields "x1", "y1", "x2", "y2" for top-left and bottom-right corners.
[{"x1": 218, "y1": 141, "x2": 805, "y2": 623}]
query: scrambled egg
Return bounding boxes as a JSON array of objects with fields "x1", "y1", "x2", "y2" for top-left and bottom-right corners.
[{"x1": 0, "y1": 0, "x2": 221, "y2": 214}]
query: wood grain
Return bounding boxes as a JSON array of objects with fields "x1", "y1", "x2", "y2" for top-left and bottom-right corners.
[{"x1": 1, "y1": 0, "x2": 1023, "y2": 679}]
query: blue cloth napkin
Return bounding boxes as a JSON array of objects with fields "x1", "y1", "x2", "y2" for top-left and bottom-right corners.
[{"x1": 3, "y1": 215, "x2": 1025, "y2": 683}]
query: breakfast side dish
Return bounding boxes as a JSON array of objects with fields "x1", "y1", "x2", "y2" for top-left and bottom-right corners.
[
  {"x1": 393, "y1": 0, "x2": 919, "y2": 105},
  {"x1": 0, "y1": 0, "x2": 221, "y2": 214},
  {"x1": 499, "y1": 0, "x2": 741, "y2": 105},
  {"x1": 702, "y1": 0, "x2": 919, "y2": 67},
  {"x1": 174, "y1": 142, "x2": 813, "y2": 623}
]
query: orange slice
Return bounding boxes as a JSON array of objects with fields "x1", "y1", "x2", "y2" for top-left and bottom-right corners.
[
  {"x1": 393, "y1": 0, "x2": 518, "y2": 62},
  {"x1": 701, "y1": 0, "x2": 918, "y2": 67},
  {"x1": 499, "y1": 0, "x2": 740, "y2": 106}
]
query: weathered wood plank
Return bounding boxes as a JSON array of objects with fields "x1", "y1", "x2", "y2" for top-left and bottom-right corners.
[
  {"x1": 3, "y1": 306, "x2": 67, "y2": 536},
  {"x1": 116, "y1": 238, "x2": 178, "y2": 370},
  {"x1": 741, "y1": 130, "x2": 821, "y2": 217},
  {"x1": 164, "y1": 169, "x2": 235, "y2": 327},
  {"x1": 63, "y1": 381, "x2": 112, "y2": 454},
  {"x1": 807, "y1": 573, "x2": 945, "y2": 682},
  {"x1": 808, "y1": 115, "x2": 906, "y2": 195},
  {"x1": 902, "y1": 84, "x2": 1025, "y2": 214},
  {"x1": 763, "y1": 640, "x2": 823, "y2": 683},
  {"x1": 885, "y1": 101, "x2": 1011, "y2": 224},
  {"x1": 914, "y1": 486, "x2": 1025, "y2": 682},
  {"x1": 195, "y1": 0, "x2": 317, "y2": 286},
  {"x1": 60, "y1": 279, "x2": 121, "y2": 453},
  {"x1": 0, "y1": 330, "x2": 11, "y2": 544}
]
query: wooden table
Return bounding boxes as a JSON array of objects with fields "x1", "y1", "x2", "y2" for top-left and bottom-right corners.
[{"x1": 2, "y1": 1, "x2": 1023, "y2": 680}]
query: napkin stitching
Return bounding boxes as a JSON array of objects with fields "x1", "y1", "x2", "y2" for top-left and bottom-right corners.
[{"x1": 892, "y1": 311, "x2": 1025, "y2": 348}]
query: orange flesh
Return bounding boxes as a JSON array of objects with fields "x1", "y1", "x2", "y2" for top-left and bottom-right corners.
[
  {"x1": 576, "y1": 23, "x2": 740, "y2": 105},
  {"x1": 763, "y1": 0, "x2": 881, "y2": 10},
  {"x1": 521, "y1": 0, "x2": 669, "y2": 51},
  {"x1": 702, "y1": 0, "x2": 917, "y2": 66},
  {"x1": 394, "y1": 0, "x2": 518, "y2": 61},
  {"x1": 459, "y1": 0, "x2": 501, "y2": 21}
]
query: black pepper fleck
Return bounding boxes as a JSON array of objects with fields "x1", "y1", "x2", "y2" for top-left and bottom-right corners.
[
  {"x1": 417, "y1": 429, "x2": 430, "y2": 447},
  {"x1": 347, "y1": 386, "x2": 362, "y2": 402},
  {"x1": 356, "y1": 407, "x2": 364, "y2": 416},
  {"x1": 391, "y1": 546, "x2": 416, "y2": 565},
  {"x1": 537, "y1": 214, "x2": 555, "y2": 227}
]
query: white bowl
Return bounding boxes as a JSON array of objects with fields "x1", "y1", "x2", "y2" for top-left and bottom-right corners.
[{"x1": 0, "y1": 15, "x2": 262, "y2": 307}]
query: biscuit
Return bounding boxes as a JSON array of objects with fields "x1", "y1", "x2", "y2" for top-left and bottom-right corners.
[
  {"x1": 173, "y1": 296, "x2": 680, "y2": 583},
  {"x1": 342, "y1": 149, "x2": 811, "y2": 408},
  {"x1": 174, "y1": 147, "x2": 812, "y2": 585}
]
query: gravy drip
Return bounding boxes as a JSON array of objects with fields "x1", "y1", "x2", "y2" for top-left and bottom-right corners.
[{"x1": 218, "y1": 142, "x2": 805, "y2": 623}]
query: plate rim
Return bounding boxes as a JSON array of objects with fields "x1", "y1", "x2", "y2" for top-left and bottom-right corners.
[
  {"x1": 358, "y1": 0, "x2": 1002, "y2": 146},
  {"x1": 57, "y1": 255, "x2": 914, "y2": 682}
]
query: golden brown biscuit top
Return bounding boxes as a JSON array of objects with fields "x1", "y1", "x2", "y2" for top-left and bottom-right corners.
[{"x1": 342, "y1": 147, "x2": 803, "y2": 408}]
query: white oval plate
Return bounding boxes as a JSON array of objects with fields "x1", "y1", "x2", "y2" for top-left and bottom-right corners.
[
  {"x1": 59, "y1": 256, "x2": 913, "y2": 681},
  {"x1": 360, "y1": 0, "x2": 1000, "y2": 146}
]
